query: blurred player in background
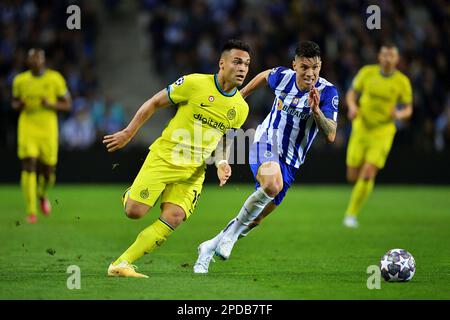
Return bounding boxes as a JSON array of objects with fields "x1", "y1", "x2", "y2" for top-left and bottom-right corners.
[
  {"x1": 343, "y1": 43, "x2": 413, "y2": 228},
  {"x1": 103, "y1": 40, "x2": 250, "y2": 278},
  {"x1": 12, "y1": 49, "x2": 71, "y2": 224},
  {"x1": 194, "y1": 41, "x2": 339, "y2": 273}
]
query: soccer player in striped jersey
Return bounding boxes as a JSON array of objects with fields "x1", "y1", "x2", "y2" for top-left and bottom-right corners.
[{"x1": 194, "y1": 41, "x2": 339, "y2": 273}]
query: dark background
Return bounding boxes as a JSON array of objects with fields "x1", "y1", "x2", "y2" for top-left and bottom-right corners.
[{"x1": 1, "y1": 0, "x2": 449, "y2": 184}]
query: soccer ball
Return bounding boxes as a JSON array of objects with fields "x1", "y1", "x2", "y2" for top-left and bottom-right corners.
[{"x1": 379, "y1": 249, "x2": 416, "y2": 282}]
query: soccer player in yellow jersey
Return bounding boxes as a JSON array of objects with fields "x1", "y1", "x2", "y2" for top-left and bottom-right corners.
[
  {"x1": 103, "y1": 40, "x2": 251, "y2": 278},
  {"x1": 12, "y1": 49, "x2": 71, "y2": 224},
  {"x1": 343, "y1": 43, "x2": 413, "y2": 228}
]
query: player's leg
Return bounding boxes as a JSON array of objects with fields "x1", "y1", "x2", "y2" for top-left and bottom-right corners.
[
  {"x1": 107, "y1": 151, "x2": 168, "y2": 277},
  {"x1": 109, "y1": 163, "x2": 203, "y2": 278},
  {"x1": 21, "y1": 158, "x2": 38, "y2": 223},
  {"x1": 344, "y1": 132, "x2": 393, "y2": 227},
  {"x1": 107, "y1": 198, "x2": 164, "y2": 278},
  {"x1": 124, "y1": 198, "x2": 152, "y2": 219},
  {"x1": 110, "y1": 203, "x2": 182, "y2": 274},
  {"x1": 213, "y1": 161, "x2": 281, "y2": 260},
  {"x1": 237, "y1": 159, "x2": 298, "y2": 237},
  {"x1": 346, "y1": 166, "x2": 361, "y2": 184},
  {"x1": 37, "y1": 162, "x2": 56, "y2": 216},
  {"x1": 18, "y1": 133, "x2": 40, "y2": 223},
  {"x1": 37, "y1": 134, "x2": 58, "y2": 216},
  {"x1": 343, "y1": 131, "x2": 366, "y2": 227},
  {"x1": 228, "y1": 160, "x2": 284, "y2": 237},
  {"x1": 344, "y1": 163, "x2": 378, "y2": 226},
  {"x1": 239, "y1": 201, "x2": 278, "y2": 238},
  {"x1": 121, "y1": 150, "x2": 166, "y2": 219},
  {"x1": 195, "y1": 143, "x2": 284, "y2": 272},
  {"x1": 196, "y1": 142, "x2": 281, "y2": 265}
]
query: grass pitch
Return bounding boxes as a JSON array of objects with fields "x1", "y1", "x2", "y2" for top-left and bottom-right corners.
[{"x1": 0, "y1": 184, "x2": 449, "y2": 300}]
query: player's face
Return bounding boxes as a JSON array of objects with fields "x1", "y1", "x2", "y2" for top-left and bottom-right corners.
[
  {"x1": 28, "y1": 50, "x2": 45, "y2": 71},
  {"x1": 220, "y1": 49, "x2": 251, "y2": 87},
  {"x1": 378, "y1": 47, "x2": 399, "y2": 71},
  {"x1": 293, "y1": 56, "x2": 321, "y2": 91}
]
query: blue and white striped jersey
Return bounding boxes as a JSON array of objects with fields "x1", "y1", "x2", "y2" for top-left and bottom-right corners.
[{"x1": 254, "y1": 66, "x2": 339, "y2": 168}]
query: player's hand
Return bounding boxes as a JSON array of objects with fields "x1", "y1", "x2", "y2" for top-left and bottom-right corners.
[
  {"x1": 103, "y1": 130, "x2": 132, "y2": 152},
  {"x1": 12, "y1": 99, "x2": 25, "y2": 111},
  {"x1": 391, "y1": 108, "x2": 400, "y2": 120},
  {"x1": 217, "y1": 162, "x2": 232, "y2": 187},
  {"x1": 347, "y1": 106, "x2": 358, "y2": 120},
  {"x1": 41, "y1": 98, "x2": 55, "y2": 110},
  {"x1": 308, "y1": 87, "x2": 320, "y2": 114}
]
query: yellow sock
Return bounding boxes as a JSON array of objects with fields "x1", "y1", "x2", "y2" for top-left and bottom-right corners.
[
  {"x1": 113, "y1": 218, "x2": 174, "y2": 265},
  {"x1": 345, "y1": 178, "x2": 374, "y2": 217},
  {"x1": 38, "y1": 173, "x2": 55, "y2": 198},
  {"x1": 21, "y1": 171, "x2": 37, "y2": 215}
]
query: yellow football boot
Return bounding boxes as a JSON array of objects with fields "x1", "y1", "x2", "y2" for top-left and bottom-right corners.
[{"x1": 107, "y1": 261, "x2": 149, "y2": 278}]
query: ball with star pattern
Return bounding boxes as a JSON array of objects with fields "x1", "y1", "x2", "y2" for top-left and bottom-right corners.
[{"x1": 379, "y1": 249, "x2": 416, "y2": 282}]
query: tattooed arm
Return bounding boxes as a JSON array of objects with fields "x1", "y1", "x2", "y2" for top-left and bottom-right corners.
[{"x1": 309, "y1": 88, "x2": 336, "y2": 143}]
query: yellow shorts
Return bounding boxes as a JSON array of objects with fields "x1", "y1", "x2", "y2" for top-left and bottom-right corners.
[
  {"x1": 128, "y1": 150, "x2": 205, "y2": 219},
  {"x1": 346, "y1": 126, "x2": 395, "y2": 169},
  {"x1": 18, "y1": 133, "x2": 58, "y2": 166}
]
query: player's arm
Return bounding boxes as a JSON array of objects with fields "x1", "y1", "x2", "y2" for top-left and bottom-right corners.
[
  {"x1": 240, "y1": 69, "x2": 271, "y2": 99},
  {"x1": 309, "y1": 88, "x2": 336, "y2": 143},
  {"x1": 392, "y1": 103, "x2": 413, "y2": 121},
  {"x1": 392, "y1": 78, "x2": 413, "y2": 121},
  {"x1": 12, "y1": 98, "x2": 25, "y2": 112},
  {"x1": 42, "y1": 72, "x2": 72, "y2": 112},
  {"x1": 11, "y1": 76, "x2": 25, "y2": 112},
  {"x1": 346, "y1": 88, "x2": 359, "y2": 121},
  {"x1": 42, "y1": 94, "x2": 72, "y2": 112},
  {"x1": 214, "y1": 130, "x2": 236, "y2": 186},
  {"x1": 103, "y1": 89, "x2": 171, "y2": 152},
  {"x1": 346, "y1": 66, "x2": 368, "y2": 121}
]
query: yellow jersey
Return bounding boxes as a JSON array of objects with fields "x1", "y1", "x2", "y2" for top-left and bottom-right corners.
[
  {"x1": 151, "y1": 73, "x2": 249, "y2": 167},
  {"x1": 12, "y1": 69, "x2": 68, "y2": 138},
  {"x1": 352, "y1": 64, "x2": 412, "y2": 133}
]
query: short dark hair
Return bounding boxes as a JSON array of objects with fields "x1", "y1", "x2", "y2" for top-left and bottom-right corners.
[
  {"x1": 380, "y1": 40, "x2": 398, "y2": 50},
  {"x1": 221, "y1": 39, "x2": 250, "y2": 55},
  {"x1": 295, "y1": 41, "x2": 321, "y2": 59},
  {"x1": 28, "y1": 48, "x2": 45, "y2": 56}
]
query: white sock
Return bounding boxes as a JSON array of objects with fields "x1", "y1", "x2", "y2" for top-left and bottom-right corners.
[
  {"x1": 238, "y1": 225, "x2": 255, "y2": 239},
  {"x1": 206, "y1": 218, "x2": 235, "y2": 249},
  {"x1": 222, "y1": 188, "x2": 273, "y2": 241}
]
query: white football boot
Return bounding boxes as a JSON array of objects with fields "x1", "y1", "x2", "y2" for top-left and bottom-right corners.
[
  {"x1": 193, "y1": 240, "x2": 216, "y2": 274},
  {"x1": 343, "y1": 216, "x2": 359, "y2": 228},
  {"x1": 215, "y1": 237, "x2": 236, "y2": 260}
]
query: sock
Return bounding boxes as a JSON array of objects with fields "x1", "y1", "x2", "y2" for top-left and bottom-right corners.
[
  {"x1": 345, "y1": 178, "x2": 374, "y2": 217},
  {"x1": 222, "y1": 188, "x2": 273, "y2": 241},
  {"x1": 21, "y1": 171, "x2": 37, "y2": 215},
  {"x1": 113, "y1": 218, "x2": 174, "y2": 265},
  {"x1": 238, "y1": 224, "x2": 258, "y2": 239},
  {"x1": 206, "y1": 218, "x2": 235, "y2": 249},
  {"x1": 38, "y1": 173, "x2": 55, "y2": 198}
]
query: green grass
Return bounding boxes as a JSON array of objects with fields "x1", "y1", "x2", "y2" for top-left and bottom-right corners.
[{"x1": 0, "y1": 184, "x2": 449, "y2": 300}]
